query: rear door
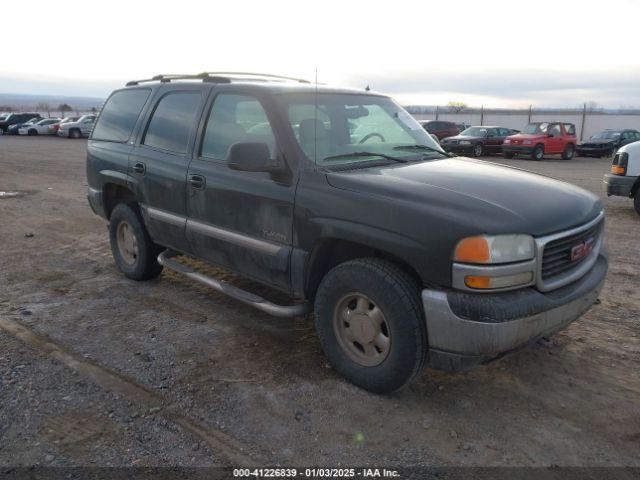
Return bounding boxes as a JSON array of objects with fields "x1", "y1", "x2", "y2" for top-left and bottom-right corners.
[
  {"x1": 185, "y1": 88, "x2": 295, "y2": 291},
  {"x1": 129, "y1": 85, "x2": 206, "y2": 253}
]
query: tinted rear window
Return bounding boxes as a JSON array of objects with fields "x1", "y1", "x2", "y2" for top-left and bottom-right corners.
[
  {"x1": 92, "y1": 89, "x2": 150, "y2": 142},
  {"x1": 143, "y1": 92, "x2": 201, "y2": 154}
]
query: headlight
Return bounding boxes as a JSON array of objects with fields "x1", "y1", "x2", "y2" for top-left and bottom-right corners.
[
  {"x1": 504, "y1": 139, "x2": 511, "y2": 144},
  {"x1": 453, "y1": 234, "x2": 536, "y2": 291},
  {"x1": 523, "y1": 140, "x2": 532, "y2": 145},
  {"x1": 454, "y1": 234, "x2": 534, "y2": 264},
  {"x1": 459, "y1": 140, "x2": 471, "y2": 145}
]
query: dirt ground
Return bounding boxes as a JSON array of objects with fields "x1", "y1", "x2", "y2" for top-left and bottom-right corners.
[{"x1": 0, "y1": 136, "x2": 638, "y2": 469}]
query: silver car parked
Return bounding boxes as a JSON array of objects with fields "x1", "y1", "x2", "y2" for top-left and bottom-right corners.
[{"x1": 57, "y1": 114, "x2": 96, "y2": 138}]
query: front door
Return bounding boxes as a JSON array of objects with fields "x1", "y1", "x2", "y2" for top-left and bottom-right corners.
[
  {"x1": 186, "y1": 90, "x2": 295, "y2": 291},
  {"x1": 130, "y1": 87, "x2": 205, "y2": 253},
  {"x1": 547, "y1": 123, "x2": 563, "y2": 153}
]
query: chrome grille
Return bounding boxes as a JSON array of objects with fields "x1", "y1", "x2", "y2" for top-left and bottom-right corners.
[
  {"x1": 535, "y1": 212, "x2": 604, "y2": 292},
  {"x1": 541, "y1": 221, "x2": 603, "y2": 280}
]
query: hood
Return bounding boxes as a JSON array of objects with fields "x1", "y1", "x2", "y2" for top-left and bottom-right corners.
[
  {"x1": 580, "y1": 139, "x2": 615, "y2": 146},
  {"x1": 442, "y1": 134, "x2": 483, "y2": 142},
  {"x1": 507, "y1": 133, "x2": 546, "y2": 141},
  {"x1": 326, "y1": 157, "x2": 601, "y2": 237}
]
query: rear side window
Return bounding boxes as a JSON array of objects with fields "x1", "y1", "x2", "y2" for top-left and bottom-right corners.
[
  {"x1": 144, "y1": 92, "x2": 201, "y2": 154},
  {"x1": 92, "y1": 89, "x2": 150, "y2": 142},
  {"x1": 564, "y1": 123, "x2": 576, "y2": 135}
]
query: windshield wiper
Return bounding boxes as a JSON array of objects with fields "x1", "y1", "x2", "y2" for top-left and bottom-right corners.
[
  {"x1": 322, "y1": 151, "x2": 409, "y2": 163},
  {"x1": 393, "y1": 144, "x2": 454, "y2": 157}
]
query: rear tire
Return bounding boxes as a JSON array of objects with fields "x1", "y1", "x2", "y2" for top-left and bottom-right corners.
[
  {"x1": 28, "y1": 129, "x2": 37, "y2": 136},
  {"x1": 634, "y1": 194, "x2": 640, "y2": 216},
  {"x1": 70, "y1": 128, "x2": 81, "y2": 139},
  {"x1": 314, "y1": 258, "x2": 427, "y2": 394},
  {"x1": 561, "y1": 143, "x2": 575, "y2": 160},
  {"x1": 503, "y1": 151, "x2": 515, "y2": 159},
  {"x1": 531, "y1": 144, "x2": 544, "y2": 161},
  {"x1": 109, "y1": 203, "x2": 163, "y2": 281}
]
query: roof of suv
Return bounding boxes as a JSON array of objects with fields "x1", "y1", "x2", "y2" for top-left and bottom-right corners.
[{"x1": 123, "y1": 72, "x2": 383, "y2": 97}]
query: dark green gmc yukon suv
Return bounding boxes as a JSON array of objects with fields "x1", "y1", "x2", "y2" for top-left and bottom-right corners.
[{"x1": 87, "y1": 73, "x2": 607, "y2": 393}]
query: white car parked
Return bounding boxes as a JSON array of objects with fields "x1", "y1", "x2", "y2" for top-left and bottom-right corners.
[
  {"x1": 18, "y1": 118, "x2": 61, "y2": 136},
  {"x1": 604, "y1": 140, "x2": 640, "y2": 215}
]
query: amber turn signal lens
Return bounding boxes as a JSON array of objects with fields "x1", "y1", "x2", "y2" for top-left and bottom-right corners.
[
  {"x1": 611, "y1": 165, "x2": 626, "y2": 175},
  {"x1": 464, "y1": 275, "x2": 491, "y2": 289},
  {"x1": 454, "y1": 236, "x2": 490, "y2": 263}
]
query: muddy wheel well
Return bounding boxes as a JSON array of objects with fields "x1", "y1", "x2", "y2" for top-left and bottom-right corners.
[
  {"x1": 103, "y1": 183, "x2": 137, "y2": 219},
  {"x1": 304, "y1": 238, "x2": 422, "y2": 301}
]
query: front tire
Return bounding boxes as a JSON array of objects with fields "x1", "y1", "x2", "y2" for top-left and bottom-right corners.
[
  {"x1": 472, "y1": 143, "x2": 483, "y2": 157},
  {"x1": 531, "y1": 144, "x2": 544, "y2": 161},
  {"x1": 634, "y1": 194, "x2": 640, "y2": 216},
  {"x1": 503, "y1": 151, "x2": 515, "y2": 159},
  {"x1": 109, "y1": 203, "x2": 163, "y2": 281},
  {"x1": 314, "y1": 258, "x2": 427, "y2": 394},
  {"x1": 70, "y1": 128, "x2": 81, "y2": 139},
  {"x1": 561, "y1": 143, "x2": 575, "y2": 160},
  {"x1": 28, "y1": 129, "x2": 37, "y2": 136}
]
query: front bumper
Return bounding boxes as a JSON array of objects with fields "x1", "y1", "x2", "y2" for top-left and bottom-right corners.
[
  {"x1": 577, "y1": 145, "x2": 613, "y2": 157},
  {"x1": 442, "y1": 143, "x2": 474, "y2": 154},
  {"x1": 502, "y1": 145, "x2": 533, "y2": 155},
  {"x1": 603, "y1": 173, "x2": 636, "y2": 198},
  {"x1": 422, "y1": 254, "x2": 607, "y2": 372}
]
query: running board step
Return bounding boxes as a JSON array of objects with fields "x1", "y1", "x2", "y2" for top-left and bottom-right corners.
[{"x1": 157, "y1": 250, "x2": 311, "y2": 318}]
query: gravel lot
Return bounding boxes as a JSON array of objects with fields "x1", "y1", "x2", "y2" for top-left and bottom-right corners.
[{"x1": 1, "y1": 136, "x2": 639, "y2": 468}]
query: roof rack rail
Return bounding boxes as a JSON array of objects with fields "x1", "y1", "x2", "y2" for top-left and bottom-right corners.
[
  {"x1": 196, "y1": 72, "x2": 311, "y2": 84},
  {"x1": 125, "y1": 72, "x2": 310, "y2": 87},
  {"x1": 125, "y1": 73, "x2": 231, "y2": 87}
]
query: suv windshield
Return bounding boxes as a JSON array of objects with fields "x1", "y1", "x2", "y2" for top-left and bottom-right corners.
[
  {"x1": 522, "y1": 122, "x2": 549, "y2": 134},
  {"x1": 461, "y1": 127, "x2": 488, "y2": 137},
  {"x1": 592, "y1": 131, "x2": 621, "y2": 140},
  {"x1": 282, "y1": 93, "x2": 445, "y2": 166}
]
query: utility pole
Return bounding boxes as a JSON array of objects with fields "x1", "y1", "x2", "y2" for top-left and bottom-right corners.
[
  {"x1": 528, "y1": 105, "x2": 532, "y2": 123},
  {"x1": 480, "y1": 105, "x2": 484, "y2": 126},
  {"x1": 580, "y1": 103, "x2": 587, "y2": 141},
  {"x1": 435, "y1": 105, "x2": 439, "y2": 120}
]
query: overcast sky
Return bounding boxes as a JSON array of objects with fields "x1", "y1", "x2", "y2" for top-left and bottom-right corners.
[{"x1": 2, "y1": 0, "x2": 639, "y2": 108}]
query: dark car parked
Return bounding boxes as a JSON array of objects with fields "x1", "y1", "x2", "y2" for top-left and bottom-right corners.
[
  {"x1": 87, "y1": 73, "x2": 607, "y2": 393},
  {"x1": 440, "y1": 126, "x2": 514, "y2": 157},
  {"x1": 419, "y1": 120, "x2": 460, "y2": 140},
  {"x1": 577, "y1": 129, "x2": 640, "y2": 157},
  {"x1": 0, "y1": 112, "x2": 42, "y2": 134}
]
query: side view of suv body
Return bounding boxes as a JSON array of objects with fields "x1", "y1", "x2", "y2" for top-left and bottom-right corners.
[
  {"x1": 87, "y1": 73, "x2": 606, "y2": 393},
  {"x1": 0, "y1": 112, "x2": 42, "y2": 134},
  {"x1": 503, "y1": 122, "x2": 577, "y2": 160}
]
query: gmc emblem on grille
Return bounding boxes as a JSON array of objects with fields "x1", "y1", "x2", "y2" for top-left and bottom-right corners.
[{"x1": 570, "y1": 238, "x2": 595, "y2": 262}]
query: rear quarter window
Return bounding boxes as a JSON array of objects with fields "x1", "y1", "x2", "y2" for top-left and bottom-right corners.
[
  {"x1": 92, "y1": 88, "x2": 151, "y2": 142},
  {"x1": 143, "y1": 91, "x2": 202, "y2": 154}
]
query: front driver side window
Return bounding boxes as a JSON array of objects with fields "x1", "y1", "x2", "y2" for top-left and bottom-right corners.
[{"x1": 201, "y1": 94, "x2": 276, "y2": 162}]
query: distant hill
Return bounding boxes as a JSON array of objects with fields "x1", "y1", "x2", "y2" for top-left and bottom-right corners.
[{"x1": 0, "y1": 93, "x2": 105, "y2": 111}]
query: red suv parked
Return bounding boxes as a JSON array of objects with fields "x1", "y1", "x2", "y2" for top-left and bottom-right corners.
[
  {"x1": 419, "y1": 120, "x2": 460, "y2": 140},
  {"x1": 503, "y1": 122, "x2": 577, "y2": 160}
]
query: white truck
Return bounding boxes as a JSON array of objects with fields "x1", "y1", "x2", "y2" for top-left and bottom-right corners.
[{"x1": 604, "y1": 140, "x2": 640, "y2": 214}]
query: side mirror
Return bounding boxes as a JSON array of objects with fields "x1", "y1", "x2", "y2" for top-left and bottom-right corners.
[{"x1": 228, "y1": 142, "x2": 281, "y2": 173}]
